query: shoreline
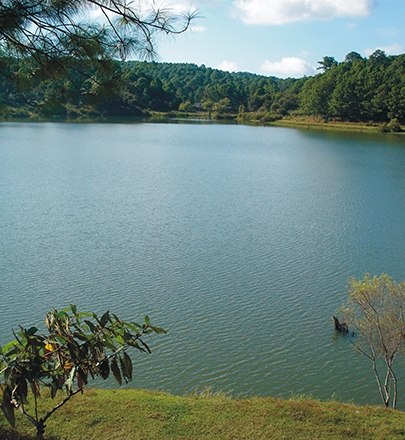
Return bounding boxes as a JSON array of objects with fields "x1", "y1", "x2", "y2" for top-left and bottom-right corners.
[
  {"x1": 268, "y1": 116, "x2": 392, "y2": 134},
  {"x1": 1, "y1": 113, "x2": 405, "y2": 135}
]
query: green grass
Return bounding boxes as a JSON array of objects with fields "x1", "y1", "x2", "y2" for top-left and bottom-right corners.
[
  {"x1": 270, "y1": 115, "x2": 404, "y2": 134},
  {"x1": 1, "y1": 389, "x2": 405, "y2": 439}
]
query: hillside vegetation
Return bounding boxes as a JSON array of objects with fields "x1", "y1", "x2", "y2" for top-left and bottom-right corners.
[
  {"x1": 1, "y1": 50, "x2": 405, "y2": 129},
  {"x1": 1, "y1": 389, "x2": 404, "y2": 439}
]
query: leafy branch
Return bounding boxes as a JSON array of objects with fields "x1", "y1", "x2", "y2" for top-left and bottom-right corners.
[{"x1": 0, "y1": 304, "x2": 166, "y2": 438}]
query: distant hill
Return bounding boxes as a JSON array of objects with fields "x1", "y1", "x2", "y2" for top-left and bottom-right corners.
[{"x1": 1, "y1": 50, "x2": 404, "y2": 125}]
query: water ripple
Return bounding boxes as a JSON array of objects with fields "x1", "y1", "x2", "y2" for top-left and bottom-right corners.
[{"x1": 1, "y1": 122, "x2": 405, "y2": 407}]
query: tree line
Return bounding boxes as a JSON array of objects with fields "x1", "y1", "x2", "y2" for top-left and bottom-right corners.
[
  {"x1": 1, "y1": 50, "x2": 405, "y2": 125},
  {"x1": 0, "y1": 57, "x2": 304, "y2": 120},
  {"x1": 301, "y1": 51, "x2": 405, "y2": 126}
]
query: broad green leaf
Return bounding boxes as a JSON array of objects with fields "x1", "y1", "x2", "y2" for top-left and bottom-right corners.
[
  {"x1": 79, "y1": 342, "x2": 89, "y2": 357},
  {"x1": 115, "y1": 335, "x2": 125, "y2": 346},
  {"x1": 102, "y1": 334, "x2": 116, "y2": 351},
  {"x1": 29, "y1": 337, "x2": 44, "y2": 347},
  {"x1": 64, "y1": 366, "x2": 77, "y2": 394},
  {"x1": 100, "y1": 311, "x2": 110, "y2": 328},
  {"x1": 67, "y1": 342, "x2": 79, "y2": 362},
  {"x1": 138, "y1": 338, "x2": 151, "y2": 354},
  {"x1": 16, "y1": 376, "x2": 28, "y2": 404},
  {"x1": 122, "y1": 351, "x2": 133, "y2": 381},
  {"x1": 84, "y1": 320, "x2": 98, "y2": 333},
  {"x1": 126, "y1": 322, "x2": 141, "y2": 333},
  {"x1": 98, "y1": 360, "x2": 110, "y2": 380},
  {"x1": 27, "y1": 326, "x2": 38, "y2": 336},
  {"x1": 111, "y1": 313, "x2": 121, "y2": 323},
  {"x1": 77, "y1": 368, "x2": 86, "y2": 390},
  {"x1": 1, "y1": 386, "x2": 15, "y2": 427},
  {"x1": 70, "y1": 304, "x2": 77, "y2": 315},
  {"x1": 55, "y1": 335, "x2": 67, "y2": 345},
  {"x1": 73, "y1": 332, "x2": 88, "y2": 342},
  {"x1": 77, "y1": 367, "x2": 88, "y2": 386},
  {"x1": 57, "y1": 310, "x2": 68, "y2": 319},
  {"x1": 123, "y1": 331, "x2": 134, "y2": 343},
  {"x1": 6, "y1": 347, "x2": 19, "y2": 358},
  {"x1": 127, "y1": 341, "x2": 140, "y2": 350},
  {"x1": 2, "y1": 340, "x2": 17, "y2": 355},
  {"x1": 149, "y1": 325, "x2": 168, "y2": 335},
  {"x1": 77, "y1": 311, "x2": 92, "y2": 318},
  {"x1": 111, "y1": 358, "x2": 122, "y2": 385}
]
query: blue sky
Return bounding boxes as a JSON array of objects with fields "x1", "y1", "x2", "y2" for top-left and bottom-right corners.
[{"x1": 154, "y1": 0, "x2": 405, "y2": 78}]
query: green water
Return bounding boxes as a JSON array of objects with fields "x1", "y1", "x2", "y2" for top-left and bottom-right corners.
[{"x1": 1, "y1": 121, "x2": 405, "y2": 407}]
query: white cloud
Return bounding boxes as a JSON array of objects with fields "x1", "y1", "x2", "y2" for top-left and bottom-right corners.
[
  {"x1": 232, "y1": 0, "x2": 374, "y2": 25},
  {"x1": 364, "y1": 43, "x2": 403, "y2": 57},
  {"x1": 261, "y1": 57, "x2": 315, "y2": 78},
  {"x1": 217, "y1": 60, "x2": 240, "y2": 72},
  {"x1": 189, "y1": 24, "x2": 207, "y2": 33}
]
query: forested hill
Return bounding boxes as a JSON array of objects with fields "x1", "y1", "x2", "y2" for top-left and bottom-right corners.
[
  {"x1": 119, "y1": 61, "x2": 304, "y2": 116},
  {"x1": 1, "y1": 50, "x2": 405, "y2": 126},
  {"x1": 300, "y1": 50, "x2": 405, "y2": 125},
  {"x1": 0, "y1": 59, "x2": 304, "y2": 120}
]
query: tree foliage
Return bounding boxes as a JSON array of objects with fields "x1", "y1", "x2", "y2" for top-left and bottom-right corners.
[
  {"x1": 317, "y1": 56, "x2": 337, "y2": 72},
  {"x1": 338, "y1": 274, "x2": 405, "y2": 409},
  {"x1": 0, "y1": 305, "x2": 166, "y2": 437},
  {"x1": 3, "y1": 48, "x2": 405, "y2": 124},
  {"x1": 299, "y1": 50, "x2": 405, "y2": 124},
  {"x1": 0, "y1": 59, "x2": 304, "y2": 118},
  {"x1": 0, "y1": 0, "x2": 196, "y2": 90},
  {"x1": 0, "y1": 0, "x2": 195, "y2": 60}
]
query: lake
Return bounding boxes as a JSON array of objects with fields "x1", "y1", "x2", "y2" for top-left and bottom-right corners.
[{"x1": 1, "y1": 121, "x2": 405, "y2": 408}]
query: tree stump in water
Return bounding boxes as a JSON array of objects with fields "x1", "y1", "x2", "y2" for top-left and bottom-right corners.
[{"x1": 333, "y1": 316, "x2": 348, "y2": 334}]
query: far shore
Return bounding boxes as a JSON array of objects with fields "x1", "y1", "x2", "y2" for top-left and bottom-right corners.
[
  {"x1": 2, "y1": 112, "x2": 405, "y2": 135},
  {"x1": 269, "y1": 116, "x2": 404, "y2": 134},
  {"x1": 148, "y1": 112, "x2": 405, "y2": 134}
]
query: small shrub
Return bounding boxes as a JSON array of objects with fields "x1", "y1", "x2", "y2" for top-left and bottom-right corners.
[
  {"x1": 378, "y1": 123, "x2": 389, "y2": 132},
  {"x1": 387, "y1": 118, "x2": 402, "y2": 132}
]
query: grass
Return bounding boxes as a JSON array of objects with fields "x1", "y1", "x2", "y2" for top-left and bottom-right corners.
[
  {"x1": 159, "y1": 112, "x2": 405, "y2": 134},
  {"x1": 1, "y1": 389, "x2": 405, "y2": 439},
  {"x1": 270, "y1": 115, "x2": 403, "y2": 134}
]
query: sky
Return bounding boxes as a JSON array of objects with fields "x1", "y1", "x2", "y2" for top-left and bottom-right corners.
[{"x1": 149, "y1": 0, "x2": 405, "y2": 78}]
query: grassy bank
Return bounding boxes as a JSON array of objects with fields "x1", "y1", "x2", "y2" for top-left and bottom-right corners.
[
  {"x1": 270, "y1": 116, "x2": 404, "y2": 134},
  {"x1": 3, "y1": 113, "x2": 404, "y2": 135},
  {"x1": 162, "y1": 113, "x2": 405, "y2": 134},
  {"x1": 1, "y1": 389, "x2": 405, "y2": 439}
]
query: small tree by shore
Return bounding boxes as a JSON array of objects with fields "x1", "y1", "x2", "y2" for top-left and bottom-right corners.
[
  {"x1": 0, "y1": 305, "x2": 166, "y2": 438},
  {"x1": 338, "y1": 274, "x2": 405, "y2": 409}
]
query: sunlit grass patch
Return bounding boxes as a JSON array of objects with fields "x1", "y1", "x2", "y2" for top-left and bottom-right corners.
[{"x1": 1, "y1": 388, "x2": 405, "y2": 439}]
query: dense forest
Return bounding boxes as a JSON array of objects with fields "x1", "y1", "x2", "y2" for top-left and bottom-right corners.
[{"x1": 1, "y1": 49, "x2": 405, "y2": 127}]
